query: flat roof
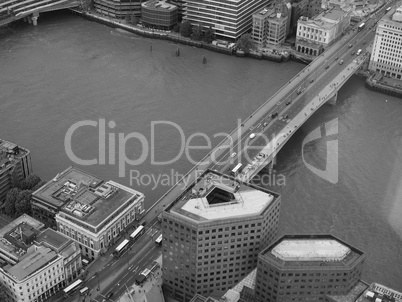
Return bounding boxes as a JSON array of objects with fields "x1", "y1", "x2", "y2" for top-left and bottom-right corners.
[
  {"x1": 5, "y1": 247, "x2": 58, "y2": 281},
  {"x1": 35, "y1": 229, "x2": 71, "y2": 251},
  {"x1": 58, "y1": 180, "x2": 143, "y2": 228},
  {"x1": 0, "y1": 215, "x2": 45, "y2": 260},
  {"x1": 299, "y1": 8, "x2": 348, "y2": 29},
  {"x1": 272, "y1": 239, "x2": 351, "y2": 261},
  {"x1": 260, "y1": 235, "x2": 365, "y2": 269},
  {"x1": 142, "y1": 0, "x2": 176, "y2": 10},
  {"x1": 166, "y1": 170, "x2": 279, "y2": 223},
  {"x1": 32, "y1": 166, "x2": 103, "y2": 208}
]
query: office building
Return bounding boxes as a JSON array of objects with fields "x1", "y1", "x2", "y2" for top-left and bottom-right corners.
[
  {"x1": 305, "y1": 0, "x2": 323, "y2": 18},
  {"x1": 51, "y1": 168, "x2": 144, "y2": 260},
  {"x1": 252, "y1": 3, "x2": 291, "y2": 49},
  {"x1": 363, "y1": 283, "x2": 402, "y2": 302},
  {"x1": 162, "y1": 170, "x2": 281, "y2": 302},
  {"x1": 0, "y1": 140, "x2": 33, "y2": 207},
  {"x1": 0, "y1": 214, "x2": 81, "y2": 302},
  {"x1": 369, "y1": 5, "x2": 402, "y2": 79},
  {"x1": 183, "y1": 0, "x2": 272, "y2": 40},
  {"x1": 93, "y1": 0, "x2": 142, "y2": 18},
  {"x1": 141, "y1": 0, "x2": 178, "y2": 30},
  {"x1": 290, "y1": 0, "x2": 308, "y2": 35},
  {"x1": 254, "y1": 234, "x2": 365, "y2": 302},
  {"x1": 296, "y1": 7, "x2": 350, "y2": 56}
]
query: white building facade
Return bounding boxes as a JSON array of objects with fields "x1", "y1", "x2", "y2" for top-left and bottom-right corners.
[{"x1": 369, "y1": 6, "x2": 402, "y2": 79}]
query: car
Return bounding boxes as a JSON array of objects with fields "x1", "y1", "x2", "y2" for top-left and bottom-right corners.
[
  {"x1": 339, "y1": 60, "x2": 344, "y2": 65},
  {"x1": 351, "y1": 51, "x2": 355, "y2": 55},
  {"x1": 310, "y1": 78, "x2": 314, "y2": 83},
  {"x1": 286, "y1": 101, "x2": 291, "y2": 105},
  {"x1": 283, "y1": 114, "x2": 289, "y2": 119},
  {"x1": 249, "y1": 133, "x2": 256, "y2": 139},
  {"x1": 349, "y1": 44, "x2": 353, "y2": 48},
  {"x1": 230, "y1": 152, "x2": 237, "y2": 158},
  {"x1": 335, "y1": 57, "x2": 339, "y2": 60},
  {"x1": 363, "y1": 40, "x2": 366, "y2": 44},
  {"x1": 263, "y1": 122, "x2": 268, "y2": 127},
  {"x1": 271, "y1": 112, "x2": 278, "y2": 118},
  {"x1": 325, "y1": 65, "x2": 329, "y2": 69},
  {"x1": 106, "y1": 292, "x2": 114, "y2": 299}
]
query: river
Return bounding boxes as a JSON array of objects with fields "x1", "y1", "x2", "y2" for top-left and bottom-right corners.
[{"x1": 0, "y1": 11, "x2": 401, "y2": 291}]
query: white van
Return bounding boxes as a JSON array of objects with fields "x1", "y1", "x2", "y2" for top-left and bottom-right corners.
[
  {"x1": 249, "y1": 133, "x2": 256, "y2": 139},
  {"x1": 356, "y1": 49, "x2": 362, "y2": 56}
]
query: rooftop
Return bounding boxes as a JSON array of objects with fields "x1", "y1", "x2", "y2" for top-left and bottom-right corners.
[
  {"x1": 0, "y1": 215, "x2": 45, "y2": 261},
  {"x1": 32, "y1": 166, "x2": 103, "y2": 208},
  {"x1": 299, "y1": 7, "x2": 348, "y2": 29},
  {"x1": 142, "y1": 0, "x2": 176, "y2": 10},
  {"x1": 4, "y1": 246, "x2": 58, "y2": 281},
  {"x1": 35, "y1": 229, "x2": 71, "y2": 252},
  {"x1": 58, "y1": 180, "x2": 143, "y2": 228},
  {"x1": 0, "y1": 139, "x2": 29, "y2": 171},
  {"x1": 260, "y1": 234, "x2": 365, "y2": 269},
  {"x1": 327, "y1": 280, "x2": 368, "y2": 302},
  {"x1": 166, "y1": 170, "x2": 279, "y2": 223}
]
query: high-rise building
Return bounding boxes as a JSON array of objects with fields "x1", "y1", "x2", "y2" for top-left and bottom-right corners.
[
  {"x1": 93, "y1": 0, "x2": 142, "y2": 19},
  {"x1": 183, "y1": 0, "x2": 273, "y2": 40},
  {"x1": 296, "y1": 7, "x2": 350, "y2": 56},
  {"x1": 254, "y1": 234, "x2": 365, "y2": 302},
  {"x1": 252, "y1": 3, "x2": 291, "y2": 49},
  {"x1": 290, "y1": 0, "x2": 308, "y2": 35},
  {"x1": 0, "y1": 140, "x2": 32, "y2": 207},
  {"x1": 305, "y1": 0, "x2": 324, "y2": 18},
  {"x1": 0, "y1": 214, "x2": 81, "y2": 302},
  {"x1": 369, "y1": 5, "x2": 402, "y2": 80},
  {"x1": 141, "y1": 0, "x2": 178, "y2": 30},
  {"x1": 162, "y1": 170, "x2": 281, "y2": 302}
]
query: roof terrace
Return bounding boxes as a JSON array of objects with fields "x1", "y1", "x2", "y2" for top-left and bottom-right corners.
[
  {"x1": 166, "y1": 170, "x2": 279, "y2": 222},
  {"x1": 32, "y1": 166, "x2": 103, "y2": 208},
  {"x1": 260, "y1": 235, "x2": 365, "y2": 269},
  {"x1": 0, "y1": 139, "x2": 29, "y2": 170},
  {"x1": 142, "y1": 0, "x2": 176, "y2": 10}
]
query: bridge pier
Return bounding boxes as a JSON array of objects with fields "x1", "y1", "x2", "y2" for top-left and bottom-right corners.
[
  {"x1": 32, "y1": 12, "x2": 39, "y2": 26},
  {"x1": 327, "y1": 91, "x2": 337, "y2": 106}
]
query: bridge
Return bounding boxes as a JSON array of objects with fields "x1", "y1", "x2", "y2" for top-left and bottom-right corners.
[
  {"x1": 143, "y1": 6, "x2": 389, "y2": 221},
  {"x1": 0, "y1": 0, "x2": 80, "y2": 26}
]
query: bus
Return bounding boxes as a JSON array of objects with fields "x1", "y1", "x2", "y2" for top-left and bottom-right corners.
[
  {"x1": 113, "y1": 239, "x2": 130, "y2": 258},
  {"x1": 231, "y1": 163, "x2": 243, "y2": 177},
  {"x1": 63, "y1": 279, "x2": 83, "y2": 297},
  {"x1": 79, "y1": 287, "x2": 89, "y2": 296},
  {"x1": 155, "y1": 234, "x2": 163, "y2": 246},
  {"x1": 358, "y1": 22, "x2": 365, "y2": 31},
  {"x1": 130, "y1": 225, "x2": 145, "y2": 242}
]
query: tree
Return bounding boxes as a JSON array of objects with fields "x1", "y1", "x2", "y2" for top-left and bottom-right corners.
[
  {"x1": 180, "y1": 20, "x2": 192, "y2": 37},
  {"x1": 19, "y1": 174, "x2": 41, "y2": 190},
  {"x1": 172, "y1": 23, "x2": 180, "y2": 33},
  {"x1": 31, "y1": 180, "x2": 46, "y2": 192},
  {"x1": 130, "y1": 15, "x2": 138, "y2": 25},
  {"x1": 4, "y1": 188, "x2": 19, "y2": 217},
  {"x1": 203, "y1": 27, "x2": 215, "y2": 44},
  {"x1": 191, "y1": 24, "x2": 203, "y2": 41},
  {"x1": 125, "y1": 14, "x2": 130, "y2": 23},
  {"x1": 236, "y1": 33, "x2": 255, "y2": 54},
  {"x1": 15, "y1": 190, "x2": 32, "y2": 217}
]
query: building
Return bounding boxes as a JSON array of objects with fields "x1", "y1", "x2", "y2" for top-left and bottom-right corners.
[
  {"x1": 290, "y1": 0, "x2": 308, "y2": 35},
  {"x1": 141, "y1": 0, "x2": 178, "y2": 30},
  {"x1": 50, "y1": 168, "x2": 145, "y2": 260},
  {"x1": 296, "y1": 7, "x2": 351, "y2": 56},
  {"x1": 361, "y1": 283, "x2": 402, "y2": 302},
  {"x1": 162, "y1": 170, "x2": 281, "y2": 302},
  {"x1": 183, "y1": 0, "x2": 273, "y2": 41},
  {"x1": 252, "y1": 3, "x2": 291, "y2": 49},
  {"x1": 93, "y1": 0, "x2": 142, "y2": 19},
  {"x1": 0, "y1": 215, "x2": 81, "y2": 302},
  {"x1": 0, "y1": 140, "x2": 32, "y2": 207},
  {"x1": 305, "y1": 0, "x2": 324, "y2": 18},
  {"x1": 254, "y1": 234, "x2": 365, "y2": 302},
  {"x1": 369, "y1": 5, "x2": 402, "y2": 80}
]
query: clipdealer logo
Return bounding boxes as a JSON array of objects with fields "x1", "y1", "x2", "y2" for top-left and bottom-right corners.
[{"x1": 302, "y1": 118, "x2": 338, "y2": 184}]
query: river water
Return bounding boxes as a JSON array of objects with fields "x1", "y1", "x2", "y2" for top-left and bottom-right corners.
[{"x1": 1, "y1": 11, "x2": 401, "y2": 291}]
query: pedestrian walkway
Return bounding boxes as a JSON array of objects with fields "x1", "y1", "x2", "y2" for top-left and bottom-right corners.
[{"x1": 118, "y1": 255, "x2": 164, "y2": 302}]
